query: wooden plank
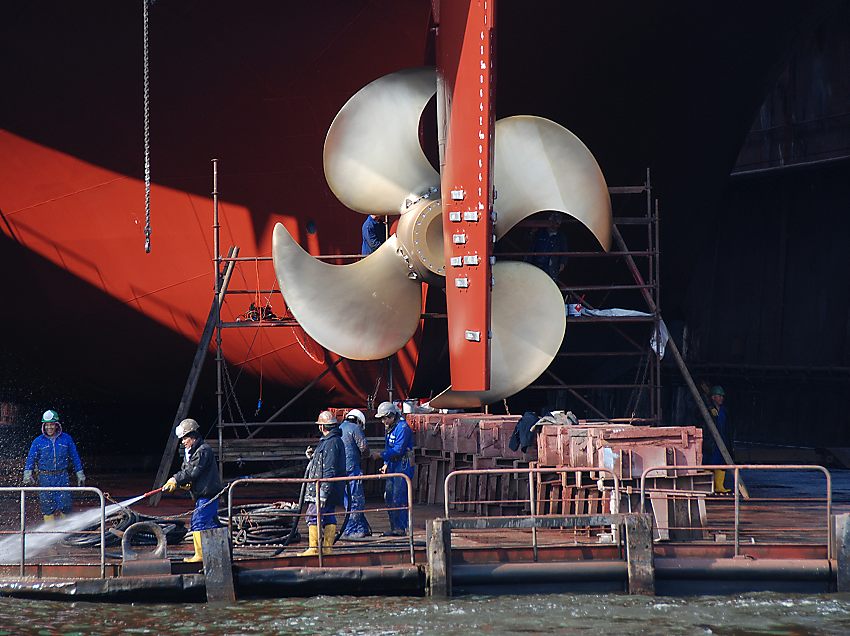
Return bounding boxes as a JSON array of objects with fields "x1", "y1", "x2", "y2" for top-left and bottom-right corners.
[
  {"x1": 835, "y1": 513, "x2": 850, "y2": 592},
  {"x1": 200, "y1": 527, "x2": 236, "y2": 604},
  {"x1": 625, "y1": 514, "x2": 655, "y2": 595},
  {"x1": 426, "y1": 519, "x2": 452, "y2": 597}
]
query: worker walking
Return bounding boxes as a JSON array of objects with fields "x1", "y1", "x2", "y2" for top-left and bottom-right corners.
[
  {"x1": 161, "y1": 418, "x2": 223, "y2": 563},
  {"x1": 707, "y1": 386, "x2": 733, "y2": 493},
  {"x1": 301, "y1": 410, "x2": 347, "y2": 556},
  {"x1": 375, "y1": 401, "x2": 414, "y2": 536},
  {"x1": 23, "y1": 409, "x2": 86, "y2": 523},
  {"x1": 339, "y1": 408, "x2": 372, "y2": 539}
]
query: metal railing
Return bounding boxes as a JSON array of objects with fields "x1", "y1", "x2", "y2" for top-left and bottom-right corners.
[
  {"x1": 639, "y1": 464, "x2": 832, "y2": 558},
  {"x1": 444, "y1": 467, "x2": 621, "y2": 561},
  {"x1": 0, "y1": 487, "x2": 106, "y2": 578},
  {"x1": 228, "y1": 473, "x2": 415, "y2": 566}
]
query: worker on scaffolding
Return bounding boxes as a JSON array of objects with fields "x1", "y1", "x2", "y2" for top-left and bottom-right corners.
[
  {"x1": 375, "y1": 401, "x2": 414, "y2": 536},
  {"x1": 707, "y1": 386, "x2": 733, "y2": 494},
  {"x1": 23, "y1": 409, "x2": 86, "y2": 523},
  {"x1": 301, "y1": 410, "x2": 347, "y2": 555},
  {"x1": 528, "y1": 212, "x2": 568, "y2": 282},
  {"x1": 361, "y1": 214, "x2": 386, "y2": 255},
  {"x1": 339, "y1": 408, "x2": 372, "y2": 539},
  {"x1": 161, "y1": 418, "x2": 223, "y2": 563}
]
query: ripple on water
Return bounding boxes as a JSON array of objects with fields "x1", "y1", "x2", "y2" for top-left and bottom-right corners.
[{"x1": 1, "y1": 592, "x2": 850, "y2": 635}]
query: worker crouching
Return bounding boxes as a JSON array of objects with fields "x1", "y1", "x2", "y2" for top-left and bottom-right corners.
[
  {"x1": 302, "y1": 410, "x2": 346, "y2": 556},
  {"x1": 161, "y1": 418, "x2": 223, "y2": 563},
  {"x1": 375, "y1": 401, "x2": 414, "y2": 537}
]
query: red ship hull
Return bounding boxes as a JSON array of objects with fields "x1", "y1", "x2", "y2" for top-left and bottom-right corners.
[{"x1": 0, "y1": 1, "x2": 833, "y2": 414}]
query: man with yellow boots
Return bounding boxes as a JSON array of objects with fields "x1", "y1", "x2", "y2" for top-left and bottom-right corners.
[
  {"x1": 162, "y1": 419, "x2": 223, "y2": 562},
  {"x1": 707, "y1": 386, "x2": 733, "y2": 494},
  {"x1": 301, "y1": 411, "x2": 347, "y2": 556}
]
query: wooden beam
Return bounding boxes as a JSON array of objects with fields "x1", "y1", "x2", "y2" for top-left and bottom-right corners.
[
  {"x1": 200, "y1": 527, "x2": 236, "y2": 604},
  {"x1": 149, "y1": 246, "x2": 238, "y2": 505},
  {"x1": 611, "y1": 226, "x2": 749, "y2": 499}
]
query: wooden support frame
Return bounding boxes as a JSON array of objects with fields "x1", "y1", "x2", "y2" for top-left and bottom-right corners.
[{"x1": 149, "y1": 246, "x2": 238, "y2": 505}]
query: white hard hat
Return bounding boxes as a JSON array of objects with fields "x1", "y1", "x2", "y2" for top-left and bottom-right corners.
[
  {"x1": 375, "y1": 401, "x2": 399, "y2": 419},
  {"x1": 316, "y1": 410, "x2": 338, "y2": 426},
  {"x1": 345, "y1": 408, "x2": 366, "y2": 427},
  {"x1": 175, "y1": 418, "x2": 200, "y2": 439}
]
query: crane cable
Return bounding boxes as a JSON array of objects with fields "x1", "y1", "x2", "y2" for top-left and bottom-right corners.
[{"x1": 143, "y1": 0, "x2": 152, "y2": 253}]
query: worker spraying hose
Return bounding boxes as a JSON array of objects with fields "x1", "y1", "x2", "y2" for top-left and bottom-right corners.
[{"x1": 158, "y1": 418, "x2": 223, "y2": 563}]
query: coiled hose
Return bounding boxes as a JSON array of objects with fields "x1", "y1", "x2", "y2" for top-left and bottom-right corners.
[{"x1": 62, "y1": 509, "x2": 187, "y2": 548}]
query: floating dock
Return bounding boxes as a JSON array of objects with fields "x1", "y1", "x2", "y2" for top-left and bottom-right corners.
[{"x1": 1, "y1": 465, "x2": 848, "y2": 602}]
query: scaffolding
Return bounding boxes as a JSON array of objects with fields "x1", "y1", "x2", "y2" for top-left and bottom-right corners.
[{"x1": 519, "y1": 169, "x2": 662, "y2": 423}]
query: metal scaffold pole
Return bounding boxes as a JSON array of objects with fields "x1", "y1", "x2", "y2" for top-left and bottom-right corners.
[{"x1": 213, "y1": 159, "x2": 224, "y2": 478}]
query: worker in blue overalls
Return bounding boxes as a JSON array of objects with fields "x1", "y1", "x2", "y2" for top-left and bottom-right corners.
[
  {"x1": 339, "y1": 408, "x2": 372, "y2": 539},
  {"x1": 375, "y1": 401, "x2": 414, "y2": 536},
  {"x1": 23, "y1": 409, "x2": 85, "y2": 523}
]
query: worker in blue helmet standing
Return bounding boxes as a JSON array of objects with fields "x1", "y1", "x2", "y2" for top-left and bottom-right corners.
[
  {"x1": 339, "y1": 408, "x2": 372, "y2": 539},
  {"x1": 707, "y1": 386, "x2": 733, "y2": 493},
  {"x1": 161, "y1": 418, "x2": 223, "y2": 563},
  {"x1": 375, "y1": 401, "x2": 414, "y2": 536},
  {"x1": 23, "y1": 409, "x2": 86, "y2": 523}
]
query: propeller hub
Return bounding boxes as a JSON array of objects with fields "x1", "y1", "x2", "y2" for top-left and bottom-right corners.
[{"x1": 396, "y1": 199, "x2": 446, "y2": 286}]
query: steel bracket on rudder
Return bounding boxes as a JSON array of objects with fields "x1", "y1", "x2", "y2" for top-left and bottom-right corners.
[{"x1": 435, "y1": 0, "x2": 496, "y2": 392}]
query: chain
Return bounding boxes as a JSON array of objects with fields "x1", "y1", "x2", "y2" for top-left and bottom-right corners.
[{"x1": 142, "y1": 0, "x2": 152, "y2": 253}]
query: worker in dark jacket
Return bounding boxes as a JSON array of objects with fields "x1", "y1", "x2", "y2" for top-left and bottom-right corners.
[
  {"x1": 375, "y1": 401, "x2": 414, "y2": 536},
  {"x1": 23, "y1": 409, "x2": 85, "y2": 523},
  {"x1": 361, "y1": 214, "x2": 386, "y2": 255},
  {"x1": 302, "y1": 410, "x2": 347, "y2": 556},
  {"x1": 707, "y1": 386, "x2": 733, "y2": 493},
  {"x1": 162, "y1": 418, "x2": 223, "y2": 563}
]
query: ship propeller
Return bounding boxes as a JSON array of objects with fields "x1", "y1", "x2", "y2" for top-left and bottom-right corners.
[{"x1": 273, "y1": 67, "x2": 611, "y2": 407}]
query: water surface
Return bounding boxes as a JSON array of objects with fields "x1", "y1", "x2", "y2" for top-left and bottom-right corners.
[{"x1": 2, "y1": 592, "x2": 850, "y2": 635}]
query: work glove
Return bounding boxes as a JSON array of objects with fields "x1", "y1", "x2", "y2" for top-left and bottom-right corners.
[
  {"x1": 305, "y1": 446, "x2": 314, "y2": 459},
  {"x1": 22, "y1": 470, "x2": 33, "y2": 485},
  {"x1": 161, "y1": 477, "x2": 178, "y2": 493},
  {"x1": 76, "y1": 471, "x2": 86, "y2": 487}
]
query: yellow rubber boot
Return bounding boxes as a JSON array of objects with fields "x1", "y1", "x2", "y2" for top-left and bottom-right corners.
[
  {"x1": 321, "y1": 524, "x2": 337, "y2": 555},
  {"x1": 300, "y1": 525, "x2": 319, "y2": 556},
  {"x1": 42, "y1": 514, "x2": 55, "y2": 524},
  {"x1": 714, "y1": 470, "x2": 731, "y2": 494},
  {"x1": 183, "y1": 531, "x2": 203, "y2": 563}
]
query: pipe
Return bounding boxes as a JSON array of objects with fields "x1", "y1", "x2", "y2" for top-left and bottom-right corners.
[
  {"x1": 236, "y1": 565, "x2": 423, "y2": 596},
  {"x1": 654, "y1": 558, "x2": 831, "y2": 581},
  {"x1": 453, "y1": 561, "x2": 627, "y2": 585}
]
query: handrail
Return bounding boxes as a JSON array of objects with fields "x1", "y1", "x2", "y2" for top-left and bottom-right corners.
[
  {"x1": 444, "y1": 467, "x2": 621, "y2": 561},
  {"x1": 638, "y1": 464, "x2": 832, "y2": 558},
  {"x1": 0, "y1": 486, "x2": 106, "y2": 578},
  {"x1": 228, "y1": 473, "x2": 415, "y2": 566}
]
